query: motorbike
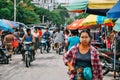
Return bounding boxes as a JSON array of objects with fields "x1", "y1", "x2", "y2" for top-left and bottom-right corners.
[
  {"x1": 55, "y1": 42, "x2": 63, "y2": 55},
  {"x1": 39, "y1": 37, "x2": 51, "y2": 54},
  {"x1": 0, "y1": 47, "x2": 10, "y2": 64},
  {"x1": 98, "y1": 49, "x2": 120, "y2": 77},
  {"x1": 23, "y1": 41, "x2": 34, "y2": 67}
]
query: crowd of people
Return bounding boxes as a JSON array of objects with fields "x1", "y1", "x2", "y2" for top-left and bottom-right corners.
[{"x1": 1, "y1": 25, "x2": 120, "y2": 80}]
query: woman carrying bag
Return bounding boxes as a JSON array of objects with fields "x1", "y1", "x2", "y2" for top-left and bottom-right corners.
[{"x1": 63, "y1": 29, "x2": 103, "y2": 80}]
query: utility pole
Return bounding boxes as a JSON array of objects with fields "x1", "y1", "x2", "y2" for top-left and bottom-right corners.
[
  {"x1": 42, "y1": 15, "x2": 44, "y2": 23},
  {"x1": 14, "y1": 0, "x2": 16, "y2": 22}
]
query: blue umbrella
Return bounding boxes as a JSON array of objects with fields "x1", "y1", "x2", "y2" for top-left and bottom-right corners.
[
  {"x1": 3, "y1": 19, "x2": 19, "y2": 28},
  {"x1": 107, "y1": 0, "x2": 120, "y2": 18},
  {"x1": 0, "y1": 19, "x2": 14, "y2": 32},
  {"x1": 9, "y1": 21, "x2": 19, "y2": 28}
]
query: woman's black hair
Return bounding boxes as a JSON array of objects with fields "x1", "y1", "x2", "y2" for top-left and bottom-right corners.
[
  {"x1": 65, "y1": 30, "x2": 69, "y2": 34},
  {"x1": 79, "y1": 29, "x2": 92, "y2": 39},
  {"x1": 70, "y1": 29, "x2": 78, "y2": 35}
]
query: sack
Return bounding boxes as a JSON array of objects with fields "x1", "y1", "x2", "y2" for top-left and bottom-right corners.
[{"x1": 83, "y1": 67, "x2": 92, "y2": 80}]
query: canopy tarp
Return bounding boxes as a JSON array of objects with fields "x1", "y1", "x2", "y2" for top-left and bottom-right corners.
[
  {"x1": 88, "y1": 0, "x2": 118, "y2": 9},
  {"x1": 3, "y1": 19, "x2": 19, "y2": 28},
  {"x1": 107, "y1": 0, "x2": 120, "y2": 18},
  {"x1": 113, "y1": 18, "x2": 120, "y2": 32},
  {"x1": 66, "y1": 0, "x2": 88, "y2": 11},
  {"x1": 66, "y1": 0, "x2": 118, "y2": 16},
  {"x1": 0, "y1": 19, "x2": 14, "y2": 32},
  {"x1": 67, "y1": 18, "x2": 85, "y2": 30},
  {"x1": 80, "y1": 14, "x2": 113, "y2": 27}
]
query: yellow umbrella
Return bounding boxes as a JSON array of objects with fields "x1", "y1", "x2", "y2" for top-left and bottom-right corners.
[
  {"x1": 88, "y1": 0, "x2": 118, "y2": 9},
  {"x1": 66, "y1": 0, "x2": 118, "y2": 16},
  {"x1": 80, "y1": 14, "x2": 113, "y2": 27}
]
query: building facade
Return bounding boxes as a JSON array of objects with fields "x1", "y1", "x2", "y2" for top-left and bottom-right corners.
[{"x1": 31, "y1": 0, "x2": 58, "y2": 11}]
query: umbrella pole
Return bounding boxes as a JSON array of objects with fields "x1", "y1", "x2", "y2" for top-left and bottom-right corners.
[{"x1": 113, "y1": 33, "x2": 117, "y2": 79}]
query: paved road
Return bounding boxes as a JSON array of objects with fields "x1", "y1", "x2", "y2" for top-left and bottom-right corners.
[{"x1": 0, "y1": 50, "x2": 119, "y2": 80}]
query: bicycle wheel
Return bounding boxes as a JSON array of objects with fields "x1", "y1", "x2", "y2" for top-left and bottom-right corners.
[{"x1": 25, "y1": 51, "x2": 30, "y2": 67}]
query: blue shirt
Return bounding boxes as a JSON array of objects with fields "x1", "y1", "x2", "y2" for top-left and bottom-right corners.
[
  {"x1": 43, "y1": 32, "x2": 51, "y2": 39},
  {"x1": 68, "y1": 36, "x2": 80, "y2": 50},
  {"x1": 24, "y1": 34, "x2": 32, "y2": 42}
]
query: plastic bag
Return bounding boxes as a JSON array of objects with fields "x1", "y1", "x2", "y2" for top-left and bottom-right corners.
[{"x1": 83, "y1": 67, "x2": 92, "y2": 80}]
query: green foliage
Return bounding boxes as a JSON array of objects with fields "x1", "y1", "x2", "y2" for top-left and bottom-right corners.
[
  {"x1": 34, "y1": 7, "x2": 50, "y2": 22},
  {"x1": 57, "y1": 5, "x2": 70, "y2": 18},
  {"x1": 66, "y1": 18, "x2": 74, "y2": 25},
  {"x1": 49, "y1": 11, "x2": 63, "y2": 27},
  {"x1": 0, "y1": 0, "x2": 14, "y2": 20},
  {"x1": 17, "y1": 7, "x2": 40, "y2": 24},
  {"x1": 0, "y1": 0, "x2": 70, "y2": 26},
  {"x1": 0, "y1": 0, "x2": 40, "y2": 25},
  {"x1": 75, "y1": 13, "x2": 89, "y2": 19},
  {"x1": 0, "y1": 8, "x2": 11, "y2": 19}
]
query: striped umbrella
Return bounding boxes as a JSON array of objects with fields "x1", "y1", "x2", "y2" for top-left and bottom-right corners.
[
  {"x1": 79, "y1": 14, "x2": 113, "y2": 28},
  {"x1": 3, "y1": 19, "x2": 19, "y2": 28},
  {"x1": 0, "y1": 19, "x2": 14, "y2": 32},
  {"x1": 66, "y1": 0, "x2": 118, "y2": 16}
]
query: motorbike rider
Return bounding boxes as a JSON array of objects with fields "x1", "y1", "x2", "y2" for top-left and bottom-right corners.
[
  {"x1": 42, "y1": 27, "x2": 51, "y2": 50},
  {"x1": 3, "y1": 31, "x2": 15, "y2": 60},
  {"x1": 20, "y1": 28, "x2": 35, "y2": 61},
  {"x1": 53, "y1": 28, "x2": 65, "y2": 50}
]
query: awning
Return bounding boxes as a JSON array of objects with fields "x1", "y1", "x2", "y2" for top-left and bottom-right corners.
[
  {"x1": 107, "y1": 0, "x2": 120, "y2": 18},
  {"x1": 66, "y1": 0, "x2": 118, "y2": 16},
  {"x1": 67, "y1": 18, "x2": 85, "y2": 30},
  {"x1": 0, "y1": 19, "x2": 14, "y2": 32},
  {"x1": 80, "y1": 14, "x2": 113, "y2": 27},
  {"x1": 113, "y1": 18, "x2": 120, "y2": 32}
]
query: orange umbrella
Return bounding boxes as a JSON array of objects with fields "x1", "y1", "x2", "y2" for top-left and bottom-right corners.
[{"x1": 67, "y1": 18, "x2": 85, "y2": 30}]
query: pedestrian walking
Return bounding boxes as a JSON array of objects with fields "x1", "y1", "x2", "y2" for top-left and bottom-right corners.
[
  {"x1": 66, "y1": 29, "x2": 79, "y2": 51},
  {"x1": 63, "y1": 29, "x2": 103, "y2": 80}
]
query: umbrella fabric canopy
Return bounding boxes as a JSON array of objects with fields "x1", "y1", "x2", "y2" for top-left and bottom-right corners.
[
  {"x1": 66, "y1": 0, "x2": 118, "y2": 16},
  {"x1": 113, "y1": 18, "x2": 120, "y2": 32},
  {"x1": 88, "y1": 0, "x2": 117, "y2": 9},
  {"x1": 68, "y1": 10, "x2": 83, "y2": 13},
  {"x1": 0, "y1": 19, "x2": 14, "y2": 32},
  {"x1": 107, "y1": 0, "x2": 120, "y2": 18},
  {"x1": 67, "y1": 18, "x2": 85, "y2": 30},
  {"x1": 80, "y1": 14, "x2": 113, "y2": 27},
  {"x1": 3, "y1": 19, "x2": 19, "y2": 28}
]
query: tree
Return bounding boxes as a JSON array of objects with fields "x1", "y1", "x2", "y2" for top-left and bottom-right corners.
[
  {"x1": 0, "y1": 0, "x2": 40, "y2": 24},
  {"x1": 0, "y1": 0, "x2": 14, "y2": 20},
  {"x1": 34, "y1": 7, "x2": 50, "y2": 23},
  {"x1": 49, "y1": 11, "x2": 63, "y2": 27},
  {"x1": 75, "y1": 13, "x2": 89, "y2": 19},
  {"x1": 17, "y1": 6, "x2": 40, "y2": 24}
]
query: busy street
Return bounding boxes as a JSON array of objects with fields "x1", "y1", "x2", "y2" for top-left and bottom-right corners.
[
  {"x1": 0, "y1": 50, "x2": 117, "y2": 80},
  {"x1": 1, "y1": 0, "x2": 120, "y2": 80}
]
